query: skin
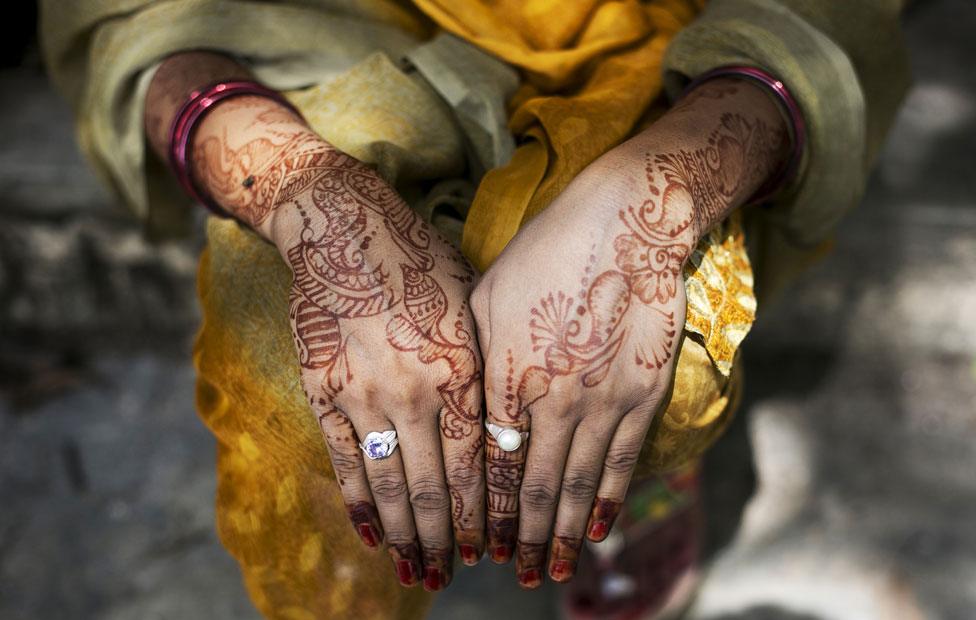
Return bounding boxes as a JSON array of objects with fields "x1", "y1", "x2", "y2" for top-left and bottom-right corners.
[
  {"x1": 146, "y1": 52, "x2": 486, "y2": 592},
  {"x1": 146, "y1": 51, "x2": 790, "y2": 592},
  {"x1": 471, "y1": 77, "x2": 790, "y2": 588}
]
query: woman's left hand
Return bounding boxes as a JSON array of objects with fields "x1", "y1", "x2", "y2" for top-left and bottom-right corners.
[{"x1": 470, "y1": 77, "x2": 790, "y2": 588}]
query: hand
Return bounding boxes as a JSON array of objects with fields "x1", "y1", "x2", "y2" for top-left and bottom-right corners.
[
  {"x1": 470, "y1": 78, "x2": 789, "y2": 588},
  {"x1": 190, "y1": 97, "x2": 486, "y2": 592}
]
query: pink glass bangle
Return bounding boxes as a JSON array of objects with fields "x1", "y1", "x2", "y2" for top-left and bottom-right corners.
[
  {"x1": 681, "y1": 65, "x2": 807, "y2": 205},
  {"x1": 167, "y1": 80, "x2": 303, "y2": 218}
]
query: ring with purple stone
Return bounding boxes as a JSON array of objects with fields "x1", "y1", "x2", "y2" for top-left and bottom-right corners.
[{"x1": 359, "y1": 430, "x2": 399, "y2": 460}]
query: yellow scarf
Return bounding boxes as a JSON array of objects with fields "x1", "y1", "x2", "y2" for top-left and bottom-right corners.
[{"x1": 413, "y1": 0, "x2": 701, "y2": 270}]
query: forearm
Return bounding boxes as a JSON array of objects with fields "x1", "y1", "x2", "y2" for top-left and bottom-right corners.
[
  {"x1": 145, "y1": 52, "x2": 251, "y2": 161},
  {"x1": 144, "y1": 51, "x2": 333, "y2": 242},
  {"x1": 613, "y1": 77, "x2": 791, "y2": 242}
]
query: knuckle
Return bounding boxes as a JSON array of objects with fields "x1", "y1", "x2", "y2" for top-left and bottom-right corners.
[
  {"x1": 560, "y1": 471, "x2": 598, "y2": 502},
  {"x1": 520, "y1": 478, "x2": 559, "y2": 512},
  {"x1": 384, "y1": 530, "x2": 416, "y2": 546},
  {"x1": 469, "y1": 283, "x2": 490, "y2": 320},
  {"x1": 447, "y1": 464, "x2": 483, "y2": 495},
  {"x1": 409, "y1": 479, "x2": 450, "y2": 514},
  {"x1": 370, "y1": 471, "x2": 408, "y2": 502},
  {"x1": 604, "y1": 444, "x2": 641, "y2": 474},
  {"x1": 327, "y1": 447, "x2": 363, "y2": 476}
]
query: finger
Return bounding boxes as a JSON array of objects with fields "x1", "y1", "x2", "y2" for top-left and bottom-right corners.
[
  {"x1": 438, "y1": 373, "x2": 486, "y2": 566},
  {"x1": 483, "y1": 359, "x2": 532, "y2": 565},
  {"x1": 354, "y1": 415, "x2": 422, "y2": 588},
  {"x1": 548, "y1": 415, "x2": 619, "y2": 583},
  {"x1": 516, "y1": 417, "x2": 575, "y2": 589},
  {"x1": 586, "y1": 405, "x2": 655, "y2": 542},
  {"x1": 315, "y1": 402, "x2": 384, "y2": 549},
  {"x1": 397, "y1": 415, "x2": 454, "y2": 592}
]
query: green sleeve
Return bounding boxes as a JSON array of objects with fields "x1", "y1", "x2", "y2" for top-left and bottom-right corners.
[{"x1": 662, "y1": 0, "x2": 911, "y2": 246}]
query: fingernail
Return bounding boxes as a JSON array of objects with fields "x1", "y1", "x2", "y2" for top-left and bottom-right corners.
[
  {"x1": 588, "y1": 498, "x2": 621, "y2": 542},
  {"x1": 396, "y1": 560, "x2": 418, "y2": 586},
  {"x1": 459, "y1": 544, "x2": 481, "y2": 565},
  {"x1": 518, "y1": 568, "x2": 543, "y2": 589},
  {"x1": 490, "y1": 545, "x2": 512, "y2": 564},
  {"x1": 423, "y1": 567, "x2": 445, "y2": 591},
  {"x1": 346, "y1": 501, "x2": 384, "y2": 548},
  {"x1": 550, "y1": 559, "x2": 575, "y2": 582},
  {"x1": 587, "y1": 520, "x2": 608, "y2": 541},
  {"x1": 356, "y1": 523, "x2": 379, "y2": 548}
]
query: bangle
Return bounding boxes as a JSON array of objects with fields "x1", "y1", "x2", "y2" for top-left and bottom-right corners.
[
  {"x1": 681, "y1": 65, "x2": 807, "y2": 205},
  {"x1": 168, "y1": 80, "x2": 303, "y2": 218}
]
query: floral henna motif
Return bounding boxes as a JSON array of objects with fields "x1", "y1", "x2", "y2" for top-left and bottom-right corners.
[{"x1": 510, "y1": 111, "x2": 784, "y2": 412}]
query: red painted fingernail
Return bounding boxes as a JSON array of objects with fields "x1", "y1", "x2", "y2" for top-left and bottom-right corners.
[
  {"x1": 587, "y1": 520, "x2": 608, "y2": 541},
  {"x1": 550, "y1": 559, "x2": 575, "y2": 582},
  {"x1": 459, "y1": 544, "x2": 481, "y2": 565},
  {"x1": 518, "y1": 568, "x2": 543, "y2": 589},
  {"x1": 356, "y1": 523, "x2": 379, "y2": 547},
  {"x1": 396, "y1": 560, "x2": 417, "y2": 586},
  {"x1": 490, "y1": 545, "x2": 512, "y2": 563},
  {"x1": 423, "y1": 567, "x2": 444, "y2": 591}
]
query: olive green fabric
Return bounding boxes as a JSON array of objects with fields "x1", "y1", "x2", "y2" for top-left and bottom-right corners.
[{"x1": 41, "y1": 1, "x2": 910, "y2": 248}]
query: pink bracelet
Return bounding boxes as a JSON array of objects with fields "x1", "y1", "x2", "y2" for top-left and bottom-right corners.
[
  {"x1": 168, "y1": 80, "x2": 303, "y2": 218},
  {"x1": 681, "y1": 65, "x2": 807, "y2": 205}
]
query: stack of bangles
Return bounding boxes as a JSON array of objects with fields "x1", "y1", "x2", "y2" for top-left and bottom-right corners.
[
  {"x1": 167, "y1": 80, "x2": 304, "y2": 219},
  {"x1": 680, "y1": 65, "x2": 807, "y2": 204},
  {"x1": 166, "y1": 67, "x2": 805, "y2": 222}
]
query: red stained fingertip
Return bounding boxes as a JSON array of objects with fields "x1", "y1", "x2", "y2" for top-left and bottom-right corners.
[
  {"x1": 459, "y1": 544, "x2": 481, "y2": 565},
  {"x1": 517, "y1": 568, "x2": 543, "y2": 589}
]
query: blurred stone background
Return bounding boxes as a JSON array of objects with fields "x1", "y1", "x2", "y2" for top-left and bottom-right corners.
[{"x1": 1, "y1": 1, "x2": 974, "y2": 619}]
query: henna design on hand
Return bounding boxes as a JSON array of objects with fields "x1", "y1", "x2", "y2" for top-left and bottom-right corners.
[
  {"x1": 484, "y1": 108, "x2": 787, "y2": 584},
  {"x1": 281, "y1": 154, "x2": 483, "y2": 546},
  {"x1": 508, "y1": 110, "x2": 784, "y2": 415},
  {"x1": 655, "y1": 111, "x2": 786, "y2": 234},
  {"x1": 194, "y1": 101, "x2": 331, "y2": 228},
  {"x1": 188, "y1": 92, "x2": 484, "y2": 569}
]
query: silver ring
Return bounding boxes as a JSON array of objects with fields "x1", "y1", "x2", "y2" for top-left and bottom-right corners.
[
  {"x1": 359, "y1": 430, "x2": 398, "y2": 460},
  {"x1": 485, "y1": 421, "x2": 528, "y2": 452}
]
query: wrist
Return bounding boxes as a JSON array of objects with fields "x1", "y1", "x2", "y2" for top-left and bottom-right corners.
[{"x1": 612, "y1": 76, "x2": 790, "y2": 243}]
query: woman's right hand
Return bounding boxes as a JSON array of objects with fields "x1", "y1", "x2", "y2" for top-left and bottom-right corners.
[{"x1": 189, "y1": 96, "x2": 486, "y2": 592}]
